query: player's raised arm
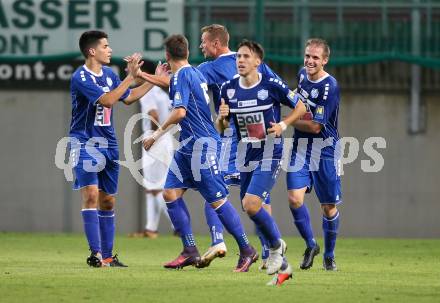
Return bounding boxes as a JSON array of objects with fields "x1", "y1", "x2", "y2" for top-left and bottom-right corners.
[
  {"x1": 267, "y1": 90, "x2": 307, "y2": 137},
  {"x1": 139, "y1": 73, "x2": 171, "y2": 90},
  {"x1": 143, "y1": 107, "x2": 186, "y2": 151},
  {"x1": 215, "y1": 98, "x2": 230, "y2": 132},
  {"x1": 291, "y1": 113, "x2": 323, "y2": 134},
  {"x1": 136, "y1": 61, "x2": 172, "y2": 90},
  {"x1": 144, "y1": 39, "x2": 192, "y2": 151},
  {"x1": 143, "y1": 72, "x2": 188, "y2": 150},
  {"x1": 122, "y1": 54, "x2": 164, "y2": 105},
  {"x1": 268, "y1": 100, "x2": 306, "y2": 136},
  {"x1": 292, "y1": 84, "x2": 338, "y2": 134},
  {"x1": 99, "y1": 53, "x2": 143, "y2": 107}
]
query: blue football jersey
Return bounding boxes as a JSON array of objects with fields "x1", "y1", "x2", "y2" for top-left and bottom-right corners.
[
  {"x1": 220, "y1": 73, "x2": 299, "y2": 161},
  {"x1": 197, "y1": 52, "x2": 281, "y2": 113},
  {"x1": 169, "y1": 65, "x2": 221, "y2": 154},
  {"x1": 294, "y1": 68, "x2": 340, "y2": 159},
  {"x1": 69, "y1": 65, "x2": 130, "y2": 149},
  {"x1": 198, "y1": 52, "x2": 281, "y2": 175}
]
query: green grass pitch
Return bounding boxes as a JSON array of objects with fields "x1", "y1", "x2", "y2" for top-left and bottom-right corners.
[{"x1": 1, "y1": 233, "x2": 439, "y2": 303}]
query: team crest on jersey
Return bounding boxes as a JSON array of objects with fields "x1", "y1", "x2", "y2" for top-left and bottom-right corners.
[
  {"x1": 299, "y1": 74, "x2": 304, "y2": 83},
  {"x1": 257, "y1": 89, "x2": 268, "y2": 100},
  {"x1": 227, "y1": 89, "x2": 235, "y2": 99},
  {"x1": 106, "y1": 77, "x2": 113, "y2": 87},
  {"x1": 311, "y1": 88, "x2": 319, "y2": 99}
]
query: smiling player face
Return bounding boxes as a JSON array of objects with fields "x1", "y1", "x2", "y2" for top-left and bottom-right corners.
[
  {"x1": 304, "y1": 45, "x2": 328, "y2": 80},
  {"x1": 236, "y1": 46, "x2": 261, "y2": 77},
  {"x1": 91, "y1": 38, "x2": 112, "y2": 65}
]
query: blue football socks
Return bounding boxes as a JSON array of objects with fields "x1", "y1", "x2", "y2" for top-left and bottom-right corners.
[
  {"x1": 290, "y1": 203, "x2": 317, "y2": 248},
  {"x1": 249, "y1": 207, "x2": 281, "y2": 248},
  {"x1": 255, "y1": 225, "x2": 270, "y2": 260},
  {"x1": 166, "y1": 198, "x2": 196, "y2": 248},
  {"x1": 98, "y1": 209, "x2": 115, "y2": 259},
  {"x1": 204, "y1": 201, "x2": 224, "y2": 246},
  {"x1": 81, "y1": 209, "x2": 101, "y2": 254},
  {"x1": 214, "y1": 200, "x2": 250, "y2": 251},
  {"x1": 322, "y1": 211, "x2": 340, "y2": 258}
]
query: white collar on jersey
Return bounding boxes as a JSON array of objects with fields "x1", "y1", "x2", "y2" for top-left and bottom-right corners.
[
  {"x1": 83, "y1": 64, "x2": 103, "y2": 77},
  {"x1": 218, "y1": 51, "x2": 236, "y2": 58},
  {"x1": 239, "y1": 72, "x2": 262, "y2": 89},
  {"x1": 174, "y1": 64, "x2": 191, "y2": 74},
  {"x1": 306, "y1": 72, "x2": 329, "y2": 83}
]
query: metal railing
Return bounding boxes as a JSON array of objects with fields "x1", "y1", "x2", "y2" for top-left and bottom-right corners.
[
  {"x1": 184, "y1": 0, "x2": 439, "y2": 133},
  {"x1": 185, "y1": 0, "x2": 440, "y2": 95},
  {"x1": 184, "y1": 0, "x2": 440, "y2": 69}
]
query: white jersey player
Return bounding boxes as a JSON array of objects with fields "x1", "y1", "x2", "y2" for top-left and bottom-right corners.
[{"x1": 130, "y1": 86, "x2": 175, "y2": 238}]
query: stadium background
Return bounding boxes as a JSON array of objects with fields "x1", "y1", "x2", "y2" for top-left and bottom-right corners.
[{"x1": 0, "y1": 0, "x2": 439, "y2": 238}]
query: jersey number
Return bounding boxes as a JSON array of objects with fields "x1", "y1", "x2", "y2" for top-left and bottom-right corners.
[{"x1": 200, "y1": 83, "x2": 210, "y2": 104}]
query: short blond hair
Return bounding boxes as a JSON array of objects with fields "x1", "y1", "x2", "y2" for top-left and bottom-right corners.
[
  {"x1": 201, "y1": 24, "x2": 229, "y2": 47},
  {"x1": 305, "y1": 38, "x2": 330, "y2": 58}
]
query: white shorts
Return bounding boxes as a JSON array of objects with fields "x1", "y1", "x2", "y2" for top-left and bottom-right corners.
[{"x1": 142, "y1": 133, "x2": 175, "y2": 190}]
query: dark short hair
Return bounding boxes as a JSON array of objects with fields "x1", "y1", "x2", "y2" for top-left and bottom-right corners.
[
  {"x1": 305, "y1": 38, "x2": 331, "y2": 58},
  {"x1": 79, "y1": 30, "x2": 108, "y2": 58},
  {"x1": 237, "y1": 39, "x2": 264, "y2": 60},
  {"x1": 164, "y1": 34, "x2": 189, "y2": 60},
  {"x1": 201, "y1": 24, "x2": 229, "y2": 47}
]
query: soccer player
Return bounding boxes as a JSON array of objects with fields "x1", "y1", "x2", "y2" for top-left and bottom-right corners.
[
  {"x1": 218, "y1": 40, "x2": 306, "y2": 279},
  {"x1": 129, "y1": 86, "x2": 175, "y2": 239},
  {"x1": 143, "y1": 34, "x2": 258, "y2": 272},
  {"x1": 286, "y1": 38, "x2": 342, "y2": 271},
  {"x1": 142, "y1": 24, "x2": 279, "y2": 269},
  {"x1": 196, "y1": 24, "x2": 282, "y2": 269},
  {"x1": 69, "y1": 30, "x2": 153, "y2": 267}
]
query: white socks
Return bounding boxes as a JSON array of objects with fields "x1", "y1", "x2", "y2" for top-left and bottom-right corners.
[{"x1": 145, "y1": 192, "x2": 174, "y2": 231}]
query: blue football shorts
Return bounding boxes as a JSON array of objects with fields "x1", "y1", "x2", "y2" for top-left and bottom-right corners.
[
  {"x1": 72, "y1": 147, "x2": 119, "y2": 195},
  {"x1": 239, "y1": 158, "x2": 281, "y2": 202},
  {"x1": 164, "y1": 151, "x2": 228, "y2": 204},
  {"x1": 286, "y1": 152, "x2": 342, "y2": 204},
  {"x1": 219, "y1": 131, "x2": 241, "y2": 187}
]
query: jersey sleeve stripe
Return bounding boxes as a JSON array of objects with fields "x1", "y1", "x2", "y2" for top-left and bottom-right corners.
[{"x1": 230, "y1": 103, "x2": 274, "y2": 113}]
